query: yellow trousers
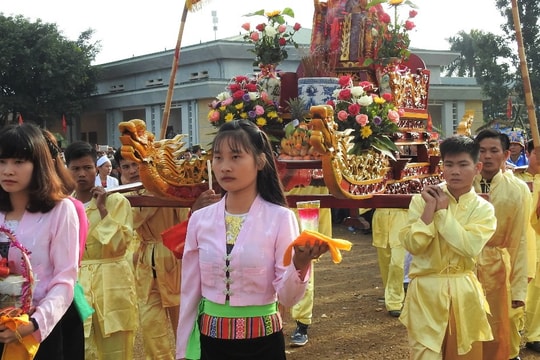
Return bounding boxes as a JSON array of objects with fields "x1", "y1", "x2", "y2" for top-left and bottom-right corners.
[
  {"x1": 526, "y1": 278, "x2": 540, "y2": 341},
  {"x1": 85, "y1": 314, "x2": 135, "y2": 360}
]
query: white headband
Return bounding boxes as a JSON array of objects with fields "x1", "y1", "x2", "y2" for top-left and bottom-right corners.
[{"x1": 96, "y1": 155, "x2": 111, "y2": 167}]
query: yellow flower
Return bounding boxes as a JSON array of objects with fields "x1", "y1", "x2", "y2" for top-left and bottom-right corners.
[
  {"x1": 361, "y1": 125, "x2": 373, "y2": 139},
  {"x1": 256, "y1": 117, "x2": 267, "y2": 127},
  {"x1": 219, "y1": 106, "x2": 226, "y2": 111},
  {"x1": 267, "y1": 111, "x2": 278, "y2": 118},
  {"x1": 239, "y1": 112, "x2": 248, "y2": 119},
  {"x1": 225, "y1": 113, "x2": 234, "y2": 122},
  {"x1": 265, "y1": 10, "x2": 281, "y2": 17},
  {"x1": 374, "y1": 96, "x2": 385, "y2": 104},
  {"x1": 389, "y1": 0, "x2": 404, "y2": 5},
  {"x1": 235, "y1": 103, "x2": 244, "y2": 110}
]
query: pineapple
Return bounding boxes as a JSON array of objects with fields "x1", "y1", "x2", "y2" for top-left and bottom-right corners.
[{"x1": 279, "y1": 98, "x2": 316, "y2": 160}]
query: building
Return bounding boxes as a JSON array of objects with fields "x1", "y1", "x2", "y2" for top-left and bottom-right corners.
[{"x1": 78, "y1": 32, "x2": 483, "y2": 149}]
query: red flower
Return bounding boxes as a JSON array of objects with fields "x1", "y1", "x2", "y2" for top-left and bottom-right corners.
[
  {"x1": 232, "y1": 90, "x2": 245, "y2": 100},
  {"x1": 348, "y1": 103, "x2": 361, "y2": 116},
  {"x1": 279, "y1": 37, "x2": 287, "y2": 46},
  {"x1": 246, "y1": 83, "x2": 258, "y2": 92},
  {"x1": 338, "y1": 76, "x2": 352, "y2": 87},
  {"x1": 241, "y1": 23, "x2": 250, "y2": 31},
  {"x1": 409, "y1": 10, "x2": 418, "y2": 18},
  {"x1": 338, "y1": 88, "x2": 351, "y2": 100},
  {"x1": 379, "y1": 12, "x2": 391, "y2": 24},
  {"x1": 404, "y1": 20, "x2": 415, "y2": 31},
  {"x1": 293, "y1": 22, "x2": 301, "y2": 31},
  {"x1": 326, "y1": 99, "x2": 335, "y2": 107},
  {"x1": 382, "y1": 93, "x2": 393, "y2": 102},
  {"x1": 229, "y1": 83, "x2": 241, "y2": 92}
]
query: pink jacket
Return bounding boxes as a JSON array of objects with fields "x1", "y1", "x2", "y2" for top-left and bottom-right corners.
[
  {"x1": 0, "y1": 198, "x2": 79, "y2": 342},
  {"x1": 176, "y1": 195, "x2": 309, "y2": 358}
]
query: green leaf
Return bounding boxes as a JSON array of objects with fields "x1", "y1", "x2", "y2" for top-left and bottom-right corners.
[
  {"x1": 243, "y1": 9, "x2": 265, "y2": 17},
  {"x1": 366, "y1": 0, "x2": 388, "y2": 8},
  {"x1": 282, "y1": 8, "x2": 295, "y2": 18}
]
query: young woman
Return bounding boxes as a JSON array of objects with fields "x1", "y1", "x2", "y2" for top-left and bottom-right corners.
[
  {"x1": 0, "y1": 123, "x2": 80, "y2": 359},
  {"x1": 175, "y1": 120, "x2": 328, "y2": 360}
]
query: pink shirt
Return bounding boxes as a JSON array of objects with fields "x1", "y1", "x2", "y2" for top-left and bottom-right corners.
[
  {"x1": 0, "y1": 198, "x2": 79, "y2": 342},
  {"x1": 176, "y1": 195, "x2": 310, "y2": 358},
  {"x1": 68, "y1": 197, "x2": 88, "y2": 264}
]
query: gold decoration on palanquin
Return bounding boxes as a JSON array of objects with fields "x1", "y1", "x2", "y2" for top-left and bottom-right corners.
[{"x1": 118, "y1": 119, "x2": 210, "y2": 201}]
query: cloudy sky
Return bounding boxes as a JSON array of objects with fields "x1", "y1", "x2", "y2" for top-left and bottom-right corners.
[{"x1": 3, "y1": 0, "x2": 508, "y2": 64}]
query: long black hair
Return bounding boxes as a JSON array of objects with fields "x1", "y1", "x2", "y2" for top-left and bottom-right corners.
[
  {"x1": 0, "y1": 123, "x2": 66, "y2": 213},
  {"x1": 212, "y1": 120, "x2": 287, "y2": 207}
]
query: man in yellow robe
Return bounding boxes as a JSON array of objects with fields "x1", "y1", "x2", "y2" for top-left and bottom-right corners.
[
  {"x1": 372, "y1": 208, "x2": 408, "y2": 317},
  {"x1": 400, "y1": 135, "x2": 496, "y2": 359},
  {"x1": 65, "y1": 141, "x2": 137, "y2": 360},
  {"x1": 473, "y1": 129, "x2": 528, "y2": 360}
]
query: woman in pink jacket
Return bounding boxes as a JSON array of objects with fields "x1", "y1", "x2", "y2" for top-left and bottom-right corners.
[
  {"x1": 0, "y1": 123, "x2": 79, "y2": 359},
  {"x1": 176, "y1": 120, "x2": 328, "y2": 360}
]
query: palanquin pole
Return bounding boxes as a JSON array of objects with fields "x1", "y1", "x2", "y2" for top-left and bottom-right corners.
[
  {"x1": 511, "y1": 0, "x2": 540, "y2": 145},
  {"x1": 160, "y1": 0, "x2": 205, "y2": 140}
]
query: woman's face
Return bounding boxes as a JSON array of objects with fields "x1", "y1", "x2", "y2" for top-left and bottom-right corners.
[
  {"x1": 97, "y1": 162, "x2": 112, "y2": 176},
  {"x1": 0, "y1": 158, "x2": 34, "y2": 194}
]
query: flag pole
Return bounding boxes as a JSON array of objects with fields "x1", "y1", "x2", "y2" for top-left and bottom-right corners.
[
  {"x1": 511, "y1": 0, "x2": 539, "y2": 146},
  {"x1": 160, "y1": 4, "x2": 190, "y2": 140}
]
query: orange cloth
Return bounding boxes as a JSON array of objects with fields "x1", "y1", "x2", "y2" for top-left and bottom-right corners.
[
  {"x1": 0, "y1": 311, "x2": 40, "y2": 359},
  {"x1": 283, "y1": 229, "x2": 352, "y2": 266}
]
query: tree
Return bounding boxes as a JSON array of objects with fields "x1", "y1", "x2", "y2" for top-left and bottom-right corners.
[
  {"x1": 445, "y1": 29, "x2": 513, "y2": 120},
  {"x1": 496, "y1": 0, "x2": 540, "y2": 125},
  {"x1": 0, "y1": 14, "x2": 101, "y2": 128}
]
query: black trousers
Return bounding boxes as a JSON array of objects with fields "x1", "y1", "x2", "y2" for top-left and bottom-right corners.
[{"x1": 200, "y1": 330, "x2": 286, "y2": 360}]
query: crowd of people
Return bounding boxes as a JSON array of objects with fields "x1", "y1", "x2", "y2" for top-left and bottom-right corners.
[{"x1": 1, "y1": 121, "x2": 540, "y2": 360}]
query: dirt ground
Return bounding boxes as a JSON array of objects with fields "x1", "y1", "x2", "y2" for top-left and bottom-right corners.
[{"x1": 135, "y1": 222, "x2": 540, "y2": 359}]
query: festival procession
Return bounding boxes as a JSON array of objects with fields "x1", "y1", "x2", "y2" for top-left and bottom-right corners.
[{"x1": 2, "y1": 0, "x2": 540, "y2": 359}]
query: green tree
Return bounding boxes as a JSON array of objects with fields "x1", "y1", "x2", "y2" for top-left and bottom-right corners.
[
  {"x1": 0, "y1": 14, "x2": 101, "y2": 127},
  {"x1": 445, "y1": 29, "x2": 513, "y2": 120},
  {"x1": 496, "y1": 0, "x2": 540, "y2": 124}
]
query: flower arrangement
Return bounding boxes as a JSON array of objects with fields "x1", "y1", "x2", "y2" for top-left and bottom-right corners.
[
  {"x1": 328, "y1": 75, "x2": 401, "y2": 158},
  {"x1": 368, "y1": 0, "x2": 418, "y2": 64},
  {"x1": 241, "y1": 8, "x2": 301, "y2": 66},
  {"x1": 207, "y1": 75, "x2": 282, "y2": 128}
]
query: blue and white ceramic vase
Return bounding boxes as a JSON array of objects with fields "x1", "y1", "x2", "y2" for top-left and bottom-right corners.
[{"x1": 297, "y1": 77, "x2": 339, "y2": 110}]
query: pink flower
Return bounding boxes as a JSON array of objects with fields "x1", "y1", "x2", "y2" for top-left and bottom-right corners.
[
  {"x1": 241, "y1": 23, "x2": 251, "y2": 31},
  {"x1": 337, "y1": 110, "x2": 349, "y2": 121},
  {"x1": 326, "y1": 99, "x2": 335, "y2": 107},
  {"x1": 254, "y1": 105, "x2": 265, "y2": 115},
  {"x1": 409, "y1": 10, "x2": 418, "y2": 18},
  {"x1": 293, "y1": 22, "x2": 301, "y2": 31},
  {"x1": 404, "y1": 20, "x2": 415, "y2": 31},
  {"x1": 359, "y1": 81, "x2": 374, "y2": 92},
  {"x1": 222, "y1": 97, "x2": 233, "y2": 106},
  {"x1": 382, "y1": 93, "x2": 392, "y2": 102},
  {"x1": 256, "y1": 23, "x2": 265, "y2": 32},
  {"x1": 279, "y1": 37, "x2": 287, "y2": 46},
  {"x1": 398, "y1": 108, "x2": 405, "y2": 116},
  {"x1": 278, "y1": 24, "x2": 287, "y2": 33},
  {"x1": 356, "y1": 114, "x2": 369, "y2": 126},
  {"x1": 348, "y1": 103, "x2": 360, "y2": 116},
  {"x1": 387, "y1": 110, "x2": 400, "y2": 123},
  {"x1": 250, "y1": 32, "x2": 260, "y2": 42},
  {"x1": 209, "y1": 110, "x2": 220, "y2": 122}
]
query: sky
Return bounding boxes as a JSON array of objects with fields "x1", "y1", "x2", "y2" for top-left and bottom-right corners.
[{"x1": 2, "y1": 0, "x2": 508, "y2": 65}]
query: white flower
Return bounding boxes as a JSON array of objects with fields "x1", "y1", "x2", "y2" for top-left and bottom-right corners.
[
  {"x1": 216, "y1": 92, "x2": 230, "y2": 101},
  {"x1": 350, "y1": 86, "x2": 365, "y2": 98},
  {"x1": 358, "y1": 95, "x2": 374, "y2": 106},
  {"x1": 248, "y1": 92, "x2": 260, "y2": 101},
  {"x1": 264, "y1": 25, "x2": 277, "y2": 38}
]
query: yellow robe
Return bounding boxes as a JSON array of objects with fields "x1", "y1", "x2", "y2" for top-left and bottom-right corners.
[
  {"x1": 79, "y1": 193, "x2": 137, "y2": 342},
  {"x1": 526, "y1": 175, "x2": 540, "y2": 342},
  {"x1": 473, "y1": 171, "x2": 527, "y2": 359},
  {"x1": 372, "y1": 208, "x2": 408, "y2": 312},
  {"x1": 399, "y1": 187, "x2": 496, "y2": 355}
]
